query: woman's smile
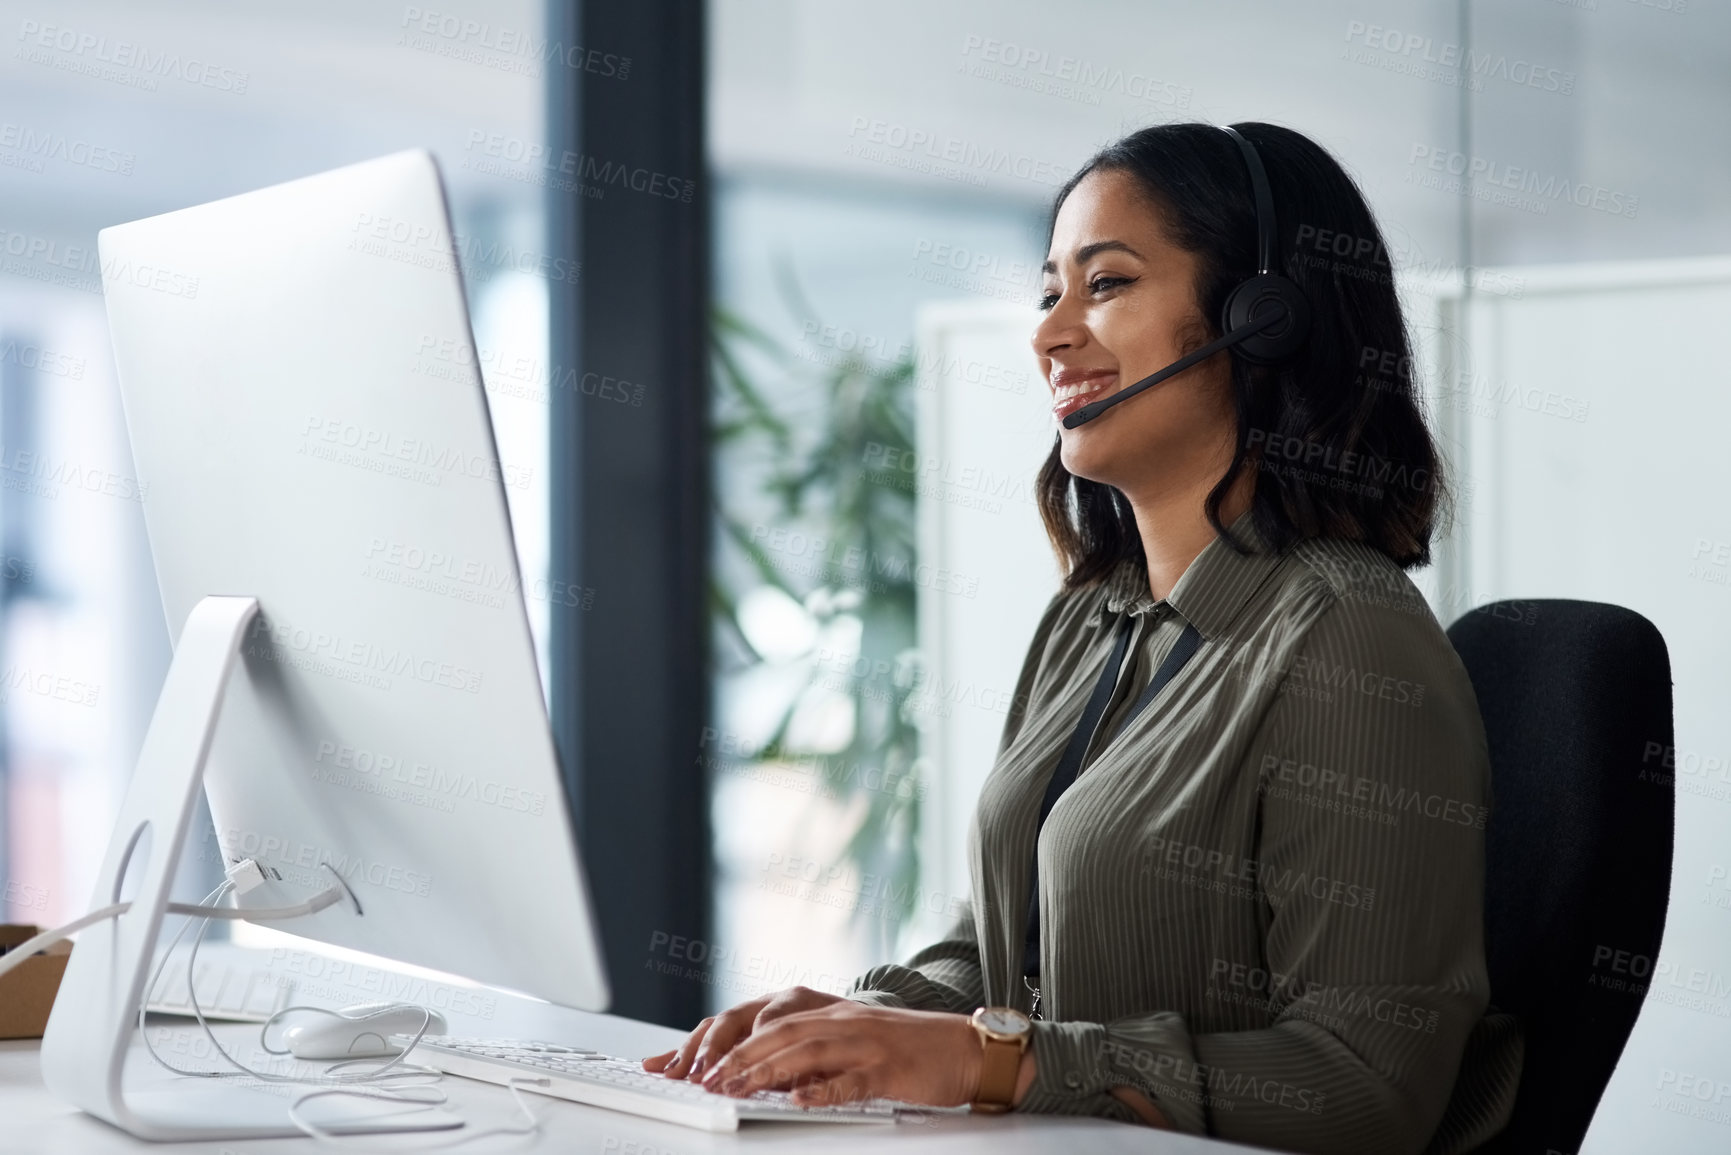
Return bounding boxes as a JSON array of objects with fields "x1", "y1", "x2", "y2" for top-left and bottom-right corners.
[{"x1": 1050, "y1": 369, "x2": 1119, "y2": 421}]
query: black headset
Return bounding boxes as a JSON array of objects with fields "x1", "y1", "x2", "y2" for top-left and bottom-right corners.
[
  {"x1": 1217, "y1": 124, "x2": 1311, "y2": 365},
  {"x1": 1061, "y1": 124, "x2": 1312, "y2": 428}
]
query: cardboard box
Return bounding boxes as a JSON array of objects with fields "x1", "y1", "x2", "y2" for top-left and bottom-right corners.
[{"x1": 0, "y1": 925, "x2": 72, "y2": 1039}]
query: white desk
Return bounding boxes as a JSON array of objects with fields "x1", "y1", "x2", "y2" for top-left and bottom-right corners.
[{"x1": 0, "y1": 946, "x2": 1268, "y2": 1155}]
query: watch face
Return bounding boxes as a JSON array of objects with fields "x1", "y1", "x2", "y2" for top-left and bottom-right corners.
[{"x1": 978, "y1": 1008, "x2": 1031, "y2": 1036}]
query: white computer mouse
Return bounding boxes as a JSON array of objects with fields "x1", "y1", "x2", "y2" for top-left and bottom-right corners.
[{"x1": 281, "y1": 1003, "x2": 447, "y2": 1060}]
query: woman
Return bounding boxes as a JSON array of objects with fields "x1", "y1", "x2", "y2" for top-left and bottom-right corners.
[{"x1": 644, "y1": 121, "x2": 1523, "y2": 1155}]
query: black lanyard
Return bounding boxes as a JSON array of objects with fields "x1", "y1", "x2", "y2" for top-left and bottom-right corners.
[{"x1": 1021, "y1": 612, "x2": 1204, "y2": 993}]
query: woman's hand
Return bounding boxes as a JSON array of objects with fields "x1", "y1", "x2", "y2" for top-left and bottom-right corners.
[
  {"x1": 644, "y1": 990, "x2": 1172, "y2": 1126},
  {"x1": 1111, "y1": 1086, "x2": 1171, "y2": 1127},
  {"x1": 694, "y1": 1001, "x2": 983, "y2": 1108},
  {"x1": 640, "y1": 985, "x2": 847, "y2": 1081}
]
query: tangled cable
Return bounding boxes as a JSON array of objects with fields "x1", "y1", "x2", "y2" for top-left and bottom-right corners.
[{"x1": 132, "y1": 873, "x2": 544, "y2": 1147}]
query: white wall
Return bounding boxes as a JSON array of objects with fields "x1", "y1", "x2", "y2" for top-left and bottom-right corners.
[{"x1": 908, "y1": 301, "x2": 1056, "y2": 940}]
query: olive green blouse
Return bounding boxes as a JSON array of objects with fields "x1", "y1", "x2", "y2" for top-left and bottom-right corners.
[{"x1": 845, "y1": 510, "x2": 1523, "y2": 1155}]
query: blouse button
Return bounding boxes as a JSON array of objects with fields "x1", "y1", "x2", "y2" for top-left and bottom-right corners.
[{"x1": 1064, "y1": 1072, "x2": 1082, "y2": 1089}]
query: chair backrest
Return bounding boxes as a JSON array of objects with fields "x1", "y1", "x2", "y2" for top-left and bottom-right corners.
[{"x1": 1446, "y1": 599, "x2": 1673, "y2": 1155}]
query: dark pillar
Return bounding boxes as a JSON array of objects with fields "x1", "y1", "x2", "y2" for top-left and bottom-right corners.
[{"x1": 545, "y1": 0, "x2": 711, "y2": 1027}]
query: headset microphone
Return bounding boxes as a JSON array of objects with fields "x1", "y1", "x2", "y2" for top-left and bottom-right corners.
[{"x1": 1061, "y1": 124, "x2": 1311, "y2": 431}]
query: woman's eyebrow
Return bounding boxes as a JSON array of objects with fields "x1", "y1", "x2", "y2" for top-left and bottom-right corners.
[{"x1": 1040, "y1": 239, "x2": 1144, "y2": 274}]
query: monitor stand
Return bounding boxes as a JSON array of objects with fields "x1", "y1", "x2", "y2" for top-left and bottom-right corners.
[{"x1": 38, "y1": 596, "x2": 460, "y2": 1140}]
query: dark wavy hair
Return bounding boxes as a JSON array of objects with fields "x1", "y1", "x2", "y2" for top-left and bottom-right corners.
[{"x1": 1037, "y1": 121, "x2": 1450, "y2": 592}]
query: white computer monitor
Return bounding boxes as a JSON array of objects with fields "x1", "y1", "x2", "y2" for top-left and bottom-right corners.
[{"x1": 39, "y1": 150, "x2": 609, "y2": 1140}]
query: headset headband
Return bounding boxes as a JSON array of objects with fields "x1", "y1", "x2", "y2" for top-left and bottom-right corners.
[{"x1": 1219, "y1": 125, "x2": 1277, "y2": 277}]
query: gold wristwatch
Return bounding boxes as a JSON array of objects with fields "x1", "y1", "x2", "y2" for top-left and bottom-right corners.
[{"x1": 969, "y1": 1006, "x2": 1032, "y2": 1113}]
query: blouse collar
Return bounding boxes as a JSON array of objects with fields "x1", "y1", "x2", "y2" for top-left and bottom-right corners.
[{"x1": 1098, "y1": 509, "x2": 1288, "y2": 641}]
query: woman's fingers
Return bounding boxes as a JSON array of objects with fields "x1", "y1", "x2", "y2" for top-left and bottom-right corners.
[
  {"x1": 701, "y1": 1010, "x2": 852, "y2": 1094},
  {"x1": 687, "y1": 996, "x2": 774, "y2": 1078},
  {"x1": 714, "y1": 1035, "x2": 851, "y2": 1097},
  {"x1": 646, "y1": 989, "x2": 836, "y2": 1082},
  {"x1": 653, "y1": 1016, "x2": 715, "y2": 1079},
  {"x1": 694, "y1": 1004, "x2": 974, "y2": 1109},
  {"x1": 697, "y1": 1010, "x2": 803, "y2": 1089}
]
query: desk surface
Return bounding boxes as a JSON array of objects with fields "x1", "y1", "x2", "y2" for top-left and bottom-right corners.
[{"x1": 0, "y1": 947, "x2": 1270, "y2": 1155}]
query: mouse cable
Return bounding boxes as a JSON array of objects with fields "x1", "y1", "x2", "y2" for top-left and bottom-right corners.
[
  {"x1": 144, "y1": 881, "x2": 545, "y2": 1147},
  {"x1": 140, "y1": 878, "x2": 435, "y2": 1087},
  {"x1": 0, "y1": 861, "x2": 357, "y2": 985},
  {"x1": 286, "y1": 1077, "x2": 546, "y2": 1149}
]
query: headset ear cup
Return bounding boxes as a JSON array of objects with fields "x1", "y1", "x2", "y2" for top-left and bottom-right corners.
[{"x1": 1222, "y1": 274, "x2": 1311, "y2": 365}]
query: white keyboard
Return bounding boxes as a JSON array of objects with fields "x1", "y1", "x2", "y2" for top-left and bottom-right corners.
[
  {"x1": 414, "y1": 1036, "x2": 911, "y2": 1132},
  {"x1": 143, "y1": 953, "x2": 293, "y2": 1022}
]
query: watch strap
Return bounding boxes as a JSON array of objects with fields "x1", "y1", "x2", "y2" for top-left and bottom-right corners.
[{"x1": 972, "y1": 1028, "x2": 1025, "y2": 1112}]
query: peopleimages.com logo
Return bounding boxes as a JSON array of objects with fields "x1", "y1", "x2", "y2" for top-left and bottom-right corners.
[
  {"x1": 1409, "y1": 144, "x2": 1638, "y2": 218},
  {"x1": 1342, "y1": 21, "x2": 1575, "y2": 95},
  {"x1": 14, "y1": 19, "x2": 250, "y2": 94}
]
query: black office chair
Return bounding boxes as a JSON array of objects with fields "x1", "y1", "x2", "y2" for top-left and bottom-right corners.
[{"x1": 1446, "y1": 600, "x2": 1674, "y2": 1155}]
